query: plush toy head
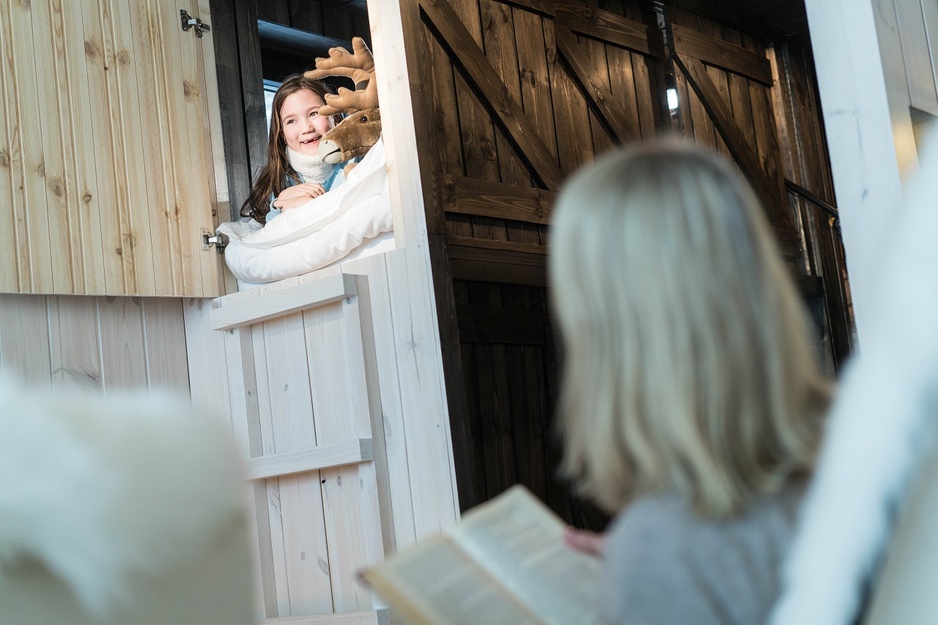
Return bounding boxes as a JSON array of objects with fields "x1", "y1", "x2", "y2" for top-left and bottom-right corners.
[{"x1": 304, "y1": 37, "x2": 381, "y2": 174}]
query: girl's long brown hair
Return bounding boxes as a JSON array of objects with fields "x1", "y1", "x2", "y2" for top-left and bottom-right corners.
[{"x1": 240, "y1": 75, "x2": 339, "y2": 223}]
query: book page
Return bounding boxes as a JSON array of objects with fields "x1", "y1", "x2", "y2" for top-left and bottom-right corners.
[
  {"x1": 361, "y1": 535, "x2": 545, "y2": 625},
  {"x1": 451, "y1": 486, "x2": 604, "y2": 625}
]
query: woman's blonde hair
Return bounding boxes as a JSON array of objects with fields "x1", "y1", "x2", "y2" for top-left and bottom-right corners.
[{"x1": 550, "y1": 141, "x2": 831, "y2": 519}]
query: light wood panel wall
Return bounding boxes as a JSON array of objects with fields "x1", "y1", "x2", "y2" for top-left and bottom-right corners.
[
  {"x1": 0, "y1": 293, "x2": 189, "y2": 392},
  {"x1": 0, "y1": 0, "x2": 226, "y2": 297}
]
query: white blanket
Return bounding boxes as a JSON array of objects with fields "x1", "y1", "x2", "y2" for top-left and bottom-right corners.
[{"x1": 218, "y1": 137, "x2": 394, "y2": 284}]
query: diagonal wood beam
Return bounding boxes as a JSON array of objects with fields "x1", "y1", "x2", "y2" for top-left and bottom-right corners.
[
  {"x1": 675, "y1": 54, "x2": 792, "y2": 240},
  {"x1": 555, "y1": 27, "x2": 641, "y2": 145},
  {"x1": 555, "y1": 1, "x2": 664, "y2": 57},
  {"x1": 418, "y1": 0, "x2": 563, "y2": 190}
]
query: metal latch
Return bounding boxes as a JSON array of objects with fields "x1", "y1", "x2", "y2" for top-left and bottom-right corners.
[
  {"x1": 201, "y1": 228, "x2": 228, "y2": 254},
  {"x1": 180, "y1": 10, "x2": 211, "y2": 38}
]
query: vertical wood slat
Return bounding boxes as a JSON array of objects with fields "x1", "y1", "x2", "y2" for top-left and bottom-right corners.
[
  {"x1": 61, "y1": 0, "x2": 106, "y2": 294},
  {"x1": 481, "y1": 0, "x2": 531, "y2": 243},
  {"x1": 255, "y1": 278, "x2": 333, "y2": 616},
  {"x1": 129, "y1": 0, "x2": 181, "y2": 294},
  {"x1": 305, "y1": 298, "x2": 381, "y2": 612},
  {"x1": 1, "y1": 293, "x2": 190, "y2": 391},
  {"x1": 547, "y1": 26, "x2": 594, "y2": 176},
  {"x1": 98, "y1": 296, "x2": 149, "y2": 389},
  {"x1": 32, "y1": 0, "x2": 79, "y2": 293},
  {"x1": 109, "y1": 0, "x2": 157, "y2": 294},
  {"x1": 513, "y1": 8, "x2": 555, "y2": 245},
  {"x1": 0, "y1": 2, "x2": 20, "y2": 291},
  {"x1": 48, "y1": 294, "x2": 102, "y2": 392},
  {"x1": 7, "y1": 0, "x2": 53, "y2": 292},
  {"x1": 80, "y1": 0, "x2": 126, "y2": 294},
  {"x1": 448, "y1": 0, "x2": 504, "y2": 241},
  {"x1": 0, "y1": 293, "x2": 52, "y2": 384},
  {"x1": 1, "y1": 0, "x2": 224, "y2": 297},
  {"x1": 174, "y1": 0, "x2": 215, "y2": 296}
]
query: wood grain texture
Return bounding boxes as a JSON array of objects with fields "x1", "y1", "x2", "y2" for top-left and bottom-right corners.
[
  {"x1": 419, "y1": 0, "x2": 562, "y2": 190},
  {"x1": 556, "y1": 26, "x2": 638, "y2": 144},
  {"x1": 671, "y1": 22, "x2": 773, "y2": 85},
  {"x1": 441, "y1": 174, "x2": 555, "y2": 224},
  {"x1": 555, "y1": 0, "x2": 663, "y2": 56}
]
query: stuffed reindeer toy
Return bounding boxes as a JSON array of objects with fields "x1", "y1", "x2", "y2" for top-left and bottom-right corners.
[{"x1": 304, "y1": 37, "x2": 381, "y2": 176}]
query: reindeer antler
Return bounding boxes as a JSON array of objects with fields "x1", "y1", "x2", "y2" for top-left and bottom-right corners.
[{"x1": 304, "y1": 37, "x2": 378, "y2": 116}]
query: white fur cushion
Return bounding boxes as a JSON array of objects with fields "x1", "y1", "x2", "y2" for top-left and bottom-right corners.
[{"x1": 0, "y1": 376, "x2": 246, "y2": 617}]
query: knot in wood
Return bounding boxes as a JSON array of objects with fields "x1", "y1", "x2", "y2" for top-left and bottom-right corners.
[
  {"x1": 183, "y1": 80, "x2": 198, "y2": 98},
  {"x1": 82, "y1": 192, "x2": 93, "y2": 204},
  {"x1": 0, "y1": 151, "x2": 9, "y2": 168},
  {"x1": 116, "y1": 50, "x2": 130, "y2": 67},
  {"x1": 84, "y1": 40, "x2": 98, "y2": 60},
  {"x1": 49, "y1": 178, "x2": 65, "y2": 197},
  {"x1": 480, "y1": 139, "x2": 497, "y2": 161}
]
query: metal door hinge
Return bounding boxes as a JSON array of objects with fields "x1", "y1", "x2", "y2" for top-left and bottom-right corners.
[
  {"x1": 201, "y1": 228, "x2": 228, "y2": 254},
  {"x1": 180, "y1": 10, "x2": 211, "y2": 38}
]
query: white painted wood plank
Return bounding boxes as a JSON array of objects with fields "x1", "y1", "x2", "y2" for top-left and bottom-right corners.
[
  {"x1": 0, "y1": 294, "x2": 52, "y2": 384},
  {"x1": 212, "y1": 273, "x2": 356, "y2": 331},
  {"x1": 896, "y1": 0, "x2": 938, "y2": 115},
  {"x1": 222, "y1": 321, "x2": 277, "y2": 618},
  {"x1": 385, "y1": 249, "x2": 460, "y2": 538},
  {"x1": 343, "y1": 256, "x2": 416, "y2": 553},
  {"x1": 804, "y1": 0, "x2": 911, "y2": 342},
  {"x1": 245, "y1": 440, "x2": 373, "y2": 481},
  {"x1": 48, "y1": 295, "x2": 102, "y2": 392},
  {"x1": 258, "y1": 609, "x2": 389, "y2": 625},
  {"x1": 259, "y1": 309, "x2": 333, "y2": 615},
  {"x1": 142, "y1": 298, "x2": 190, "y2": 393},
  {"x1": 304, "y1": 299, "x2": 379, "y2": 612},
  {"x1": 367, "y1": 1, "x2": 461, "y2": 539},
  {"x1": 97, "y1": 296, "x2": 148, "y2": 390},
  {"x1": 183, "y1": 297, "x2": 233, "y2": 424}
]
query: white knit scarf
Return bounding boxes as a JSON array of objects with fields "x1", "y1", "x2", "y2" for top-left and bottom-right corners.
[{"x1": 287, "y1": 146, "x2": 334, "y2": 184}]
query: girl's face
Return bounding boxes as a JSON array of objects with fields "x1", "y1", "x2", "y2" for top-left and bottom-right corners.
[{"x1": 279, "y1": 89, "x2": 335, "y2": 156}]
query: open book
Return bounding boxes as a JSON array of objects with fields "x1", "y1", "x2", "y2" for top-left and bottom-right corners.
[{"x1": 360, "y1": 485, "x2": 604, "y2": 625}]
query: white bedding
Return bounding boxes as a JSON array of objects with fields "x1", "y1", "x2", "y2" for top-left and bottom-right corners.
[{"x1": 217, "y1": 137, "x2": 394, "y2": 284}]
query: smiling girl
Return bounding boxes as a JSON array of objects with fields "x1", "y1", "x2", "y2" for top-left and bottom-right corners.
[{"x1": 240, "y1": 75, "x2": 348, "y2": 224}]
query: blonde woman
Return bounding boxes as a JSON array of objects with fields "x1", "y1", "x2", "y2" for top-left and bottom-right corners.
[{"x1": 550, "y1": 142, "x2": 831, "y2": 625}]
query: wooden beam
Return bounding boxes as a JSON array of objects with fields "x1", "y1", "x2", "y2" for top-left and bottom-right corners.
[
  {"x1": 245, "y1": 439, "x2": 373, "y2": 481},
  {"x1": 555, "y1": 1, "x2": 664, "y2": 57},
  {"x1": 210, "y1": 273, "x2": 357, "y2": 331},
  {"x1": 418, "y1": 0, "x2": 563, "y2": 190},
  {"x1": 674, "y1": 54, "x2": 790, "y2": 239},
  {"x1": 670, "y1": 23, "x2": 773, "y2": 85},
  {"x1": 446, "y1": 235, "x2": 547, "y2": 255},
  {"x1": 496, "y1": 0, "x2": 556, "y2": 18},
  {"x1": 555, "y1": 27, "x2": 641, "y2": 144},
  {"x1": 448, "y1": 243, "x2": 548, "y2": 286},
  {"x1": 441, "y1": 175, "x2": 556, "y2": 225}
]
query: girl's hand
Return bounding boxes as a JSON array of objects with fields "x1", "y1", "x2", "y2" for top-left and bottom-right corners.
[
  {"x1": 563, "y1": 527, "x2": 606, "y2": 557},
  {"x1": 273, "y1": 183, "x2": 327, "y2": 210}
]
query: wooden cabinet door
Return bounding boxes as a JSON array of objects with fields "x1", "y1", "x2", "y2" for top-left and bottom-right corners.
[{"x1": 0, "y1": 0, "x2": 227, "y2": 296}]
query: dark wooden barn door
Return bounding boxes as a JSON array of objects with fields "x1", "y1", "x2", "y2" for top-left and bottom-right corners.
[
  {"x1": 663, "y1": 7, "x2": 852, "y2": 366},
  {"x1": 407, "y1": 0, "x2": 669, "y2": 527},
  {"x1": 400, "y1": 0, "x2": 851, "y2": 528}
]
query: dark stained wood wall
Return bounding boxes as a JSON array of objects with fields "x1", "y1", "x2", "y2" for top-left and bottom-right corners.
[
  {"x1": 397, "y1": 0, "x2": 852, "y2": 528},
  {"x1": 405, "y1": 0, "x2": 669, "y2": 528},
  {"x1": 772, "y1": 36, "x2": 853, "y2": 369}
]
